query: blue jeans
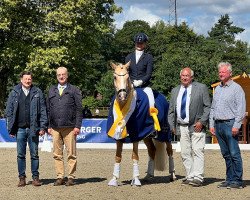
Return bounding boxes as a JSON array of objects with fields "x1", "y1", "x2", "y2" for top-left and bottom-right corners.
[
  {"x1": 16, "y1": 128, "x2": 39, "y2": 179},
  {"x1": 215, "y1": 119, "x2": 243, "y2": 185}
]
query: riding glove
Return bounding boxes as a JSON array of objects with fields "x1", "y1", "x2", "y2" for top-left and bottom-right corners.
[{"x1": 133, "y1": 80, "x2": 143, "y2": 87}]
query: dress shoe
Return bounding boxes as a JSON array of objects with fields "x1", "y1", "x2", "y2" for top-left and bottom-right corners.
[
  {"x1": 32, "y1": 178, "x2": 42, "y2": 186},
  {"x1": 227, "y1": 183, "x2": 243, "y2": 189},
  {"x1": 65, "y1": 178, "x2": 75, "y2": 186},
  {"x1": 181, "y1": 179, "x2": 192, "y2": 185},
  {"x1": 18, "y1": 177, "x2": 26, "y2": 187},
  {"x1": 217, "y1": 181, "x2": 229, "y2": 188},
  {"x1": 54, "y1": 178, "x2": 65, "y2": 186},
  {"x1": 189, "y1": 179, "x2": 203, "y2": 187}
]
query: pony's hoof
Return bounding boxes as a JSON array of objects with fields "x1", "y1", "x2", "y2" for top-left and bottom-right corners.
[
  {"x1": 143, "y1": 174, "x2": 154, "y2": 181},
  {"x1": 170, "y1": 173, "x2": 177, "y2": 182},
  {"x1": 108, "y1": 179, "x2": 119, "y2": 186},
  {"x1": 131, "y1": 177, "x2": 141, "y2": 186}
]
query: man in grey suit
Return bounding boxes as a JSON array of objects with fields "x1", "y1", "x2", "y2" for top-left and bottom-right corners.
[{"x1": 168, "y1": 67, "x2": 211, "y2": 187}]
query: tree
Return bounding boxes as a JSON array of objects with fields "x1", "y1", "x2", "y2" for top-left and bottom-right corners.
[
  {"x1": 208, "y1": 14, "x2": 249, "y2": 75},
  {"x1": 0, "y1": 0, "x2": 121, "y2": 115},
  {"x1": 95, "y1": 70, "x2": 114, "y2": 106},
  {"x1": 152, "y1": 22, "x2": 203, "y2": 96},
  {"x1": 208, "y1": 14, "x2": 244, "y2": 46},
  {"x1": 26, "y1": 0, "x2": 121, "y2": 93},
  {"x1": 152, "y1": 16, "x2": 250, "y2": 98},
  {"x1": 0, "y1": 0, "x2": 43, "y2": 116}
]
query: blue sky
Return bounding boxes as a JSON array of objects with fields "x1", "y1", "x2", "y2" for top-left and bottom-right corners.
[{"x1": 113, "y1": 0, "x2": 250, "y2": 45}]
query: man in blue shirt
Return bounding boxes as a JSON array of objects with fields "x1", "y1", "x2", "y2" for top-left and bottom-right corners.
[{"x1": 209, "y1": 62, "x2": 246, "y2": 189}]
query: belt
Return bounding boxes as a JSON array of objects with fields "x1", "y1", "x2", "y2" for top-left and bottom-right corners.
[{"x1": 215, "y1": 119, "x2": 234, "y2": 123}]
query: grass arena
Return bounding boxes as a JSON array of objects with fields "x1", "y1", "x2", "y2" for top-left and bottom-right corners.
[{"x1": 1, "y1": 146, "x2": 250, "y2": 200}]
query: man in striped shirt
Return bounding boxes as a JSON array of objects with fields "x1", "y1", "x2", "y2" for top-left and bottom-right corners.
[{"x1": 209, "y1": 62, "x2": 246, "y2": 189}]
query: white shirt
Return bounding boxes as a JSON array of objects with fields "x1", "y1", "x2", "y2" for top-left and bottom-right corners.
[
  {"x1": 135, "y1": 50, "x2": 144, "y2": 64},
  {"x1": 22, "y1": 86, "x2": 30, "y2": 96},
  {"x1": 58, "y1": 84, "x2": 67, "y2": 91},
  {"x1": 176, "y1": 84, "x2": 192, "y2": 124}
]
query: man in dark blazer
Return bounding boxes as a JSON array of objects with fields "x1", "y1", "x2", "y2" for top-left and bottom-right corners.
[
  {"x1": 47, "y1": 66, "x2": 83, "y2": 186},
  {"x1": 168, "y1": 67, "x2": 211, "y2": 187}
]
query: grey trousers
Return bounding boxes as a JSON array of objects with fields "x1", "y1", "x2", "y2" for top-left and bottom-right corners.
[{"x1": 179, "y1": 125, "x2": 205, "y2": 182}]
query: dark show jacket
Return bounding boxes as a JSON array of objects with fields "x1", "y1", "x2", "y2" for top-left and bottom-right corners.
[
  {"x1": 47, "y1": 83, "x2": 82, "y2": 129},
  {"x1": 5, "y1": 83, "x2": 48, "y2": 136},
  {"x1": 125, "y1": 51, "x2": 153, "y2": 88}
]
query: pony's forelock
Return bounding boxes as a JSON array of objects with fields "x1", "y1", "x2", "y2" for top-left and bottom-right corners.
[{"x1": 117, "y1": 63, "x2": 123, "y2": 69}]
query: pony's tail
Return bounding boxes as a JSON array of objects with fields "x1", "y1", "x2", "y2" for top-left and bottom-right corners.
[{"x1": 153, "y1": 139, "x2": 167, "y2": 171}]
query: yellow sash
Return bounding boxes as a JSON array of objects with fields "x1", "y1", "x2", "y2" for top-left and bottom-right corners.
[{"x1": 108, "y1": 91, "x2": 134, "y2": 139}]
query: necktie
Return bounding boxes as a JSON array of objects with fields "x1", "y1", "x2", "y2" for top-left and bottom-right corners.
[
  {"x1": 181, "y1": 88, "x2": 187, "y2": 119},
  {"x1": 59, "y1": 86, "x2": 64, "y2": 96}
]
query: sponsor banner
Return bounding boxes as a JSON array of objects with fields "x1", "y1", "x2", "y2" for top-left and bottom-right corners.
[
  {"x1": 0, "y1": 118, "x2": 115, "y2": 143},
  {"x1": 0, "y1": 119, "x2": 16, "y2": 142},
  {"x1": 78, "y1": 119, "x2": 115, "y2": 143}
]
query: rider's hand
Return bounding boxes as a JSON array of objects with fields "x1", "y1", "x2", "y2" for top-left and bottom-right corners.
[
  {"x1": 133, "y1": 80, "x2": 143, "y2": 87},
  {"x1": 39, "y1": 129, "x2": 45, "y2": 136},
  {"x1": 47, "y1": 128, "x2": 52, "y2": 135}
]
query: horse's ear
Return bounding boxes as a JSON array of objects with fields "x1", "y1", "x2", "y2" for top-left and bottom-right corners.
[
  {"x1": 110, "y1": 62, "x2": 117, "y2": 70},
  {"x1": 124, "y1": 61, "x2": 131, "y2": 70}
]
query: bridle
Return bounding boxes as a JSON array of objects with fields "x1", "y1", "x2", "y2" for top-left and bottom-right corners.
[{"x1": 113, "y1": 71, "x2": 132, "y2": 100}]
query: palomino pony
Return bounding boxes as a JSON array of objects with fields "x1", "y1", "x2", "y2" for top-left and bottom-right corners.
[{"x1": 107, "y1": 62, "x2": 176, "y2": 187}]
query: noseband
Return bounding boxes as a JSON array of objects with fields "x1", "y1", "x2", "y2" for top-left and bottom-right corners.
[{"x1": 114, "y1": 72, "x2": 130, "y2": 97}]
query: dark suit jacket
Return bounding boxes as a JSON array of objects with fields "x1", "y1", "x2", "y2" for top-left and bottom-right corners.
[
  {"x1": 47, "y1": 83, "x2": 83, "y2": 129},
  {"x1": 168, "y1": 81, "x2": 211, "y2": 134},
  {"x1": 125, "y1": 52, "x2": 153, "y2": 87}
]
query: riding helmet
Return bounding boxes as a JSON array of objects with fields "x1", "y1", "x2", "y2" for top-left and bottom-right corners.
[{"x1": 133, "y1": 32, "x2": 148, "y2": 43}]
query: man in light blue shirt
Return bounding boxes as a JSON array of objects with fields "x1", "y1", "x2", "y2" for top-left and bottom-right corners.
[{"x1": 209, "y1": 62, "x2": 246, "y2": 189}]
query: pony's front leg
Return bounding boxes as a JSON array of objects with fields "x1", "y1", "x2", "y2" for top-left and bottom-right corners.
[
  {"x1": 131, "y1": 142, "x2": 141, "y2": 186},
  {"x1": 108, "y1": 140, "x2": 123, "y2": 186},
  {"x1": 166, "y1": 142, "x2": 177, "y2": 181},
  {"x1": 143, "y1": 137, "x2": 156, "y2": 180}
]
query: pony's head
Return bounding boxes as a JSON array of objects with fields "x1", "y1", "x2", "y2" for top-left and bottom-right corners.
[{"x1": 111, "y1": 61, "x2": 132, "y2": 102}]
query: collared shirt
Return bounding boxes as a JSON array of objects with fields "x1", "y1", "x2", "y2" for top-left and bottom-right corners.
[
  {"x1": 209, "y1": 80, "x2": 246, "y2": 129},
  {"x1": 135, "y1": 50, "x2": 144, "y2": 64},
  {"x1": 22, "y1": 86, "x2": 30, "y2": 96},
  {"x1": 176, "y1": 84, "x2": 192, "y2": 124},
  {"x1": 58, "y1": 84, "x2": 67, "y2": 94}
]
